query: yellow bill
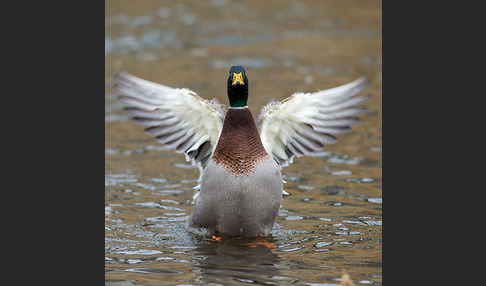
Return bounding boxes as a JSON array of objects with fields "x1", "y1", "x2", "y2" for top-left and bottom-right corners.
[{"x1": 231, "y1": 72, "x2": 245, "y2": 85}]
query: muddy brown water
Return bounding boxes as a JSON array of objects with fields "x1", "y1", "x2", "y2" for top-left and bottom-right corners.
[{"x1": 105, "y1": 1, "x2": 382, "y2": 285}]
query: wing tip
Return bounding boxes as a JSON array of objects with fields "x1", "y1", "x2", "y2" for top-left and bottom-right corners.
[
  {"x1": 113, "y1": 69, "x2": 128, "y2": 82},
  {"x1": 112, "y1": 69, "x2": 135, "y2": 92},
  {"x1": 357, "y1": 75, "x2": 372, "y2": 90},
  {"x1": 358, "y1": 93, "x2": 373, "y2": 103}
]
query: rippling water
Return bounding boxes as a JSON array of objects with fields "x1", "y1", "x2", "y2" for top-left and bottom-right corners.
[{"x1": 105, "y1": 0, "x2": 382, "y2": 285}]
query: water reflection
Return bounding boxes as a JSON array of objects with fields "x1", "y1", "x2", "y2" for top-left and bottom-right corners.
[{"x1": 192, "y1": 237, "x2": 282, "y2": 285}]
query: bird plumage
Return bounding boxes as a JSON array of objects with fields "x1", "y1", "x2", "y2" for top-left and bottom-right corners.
[{"x1": 113, "y1": 66, "x2": 371, "y2": 237}]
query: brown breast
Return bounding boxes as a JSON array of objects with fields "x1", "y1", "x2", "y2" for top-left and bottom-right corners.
[{"x1": 211, "y1": 107, "x2": 269, "y2": 176}]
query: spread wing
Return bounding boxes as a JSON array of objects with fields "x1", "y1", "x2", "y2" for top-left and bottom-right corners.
[
  {"x1": 113, "y1": 70, "x2": 226, "y2": 169},
  {"x1": 256, "y1": 76, "x2": 371, "y2": 167}
]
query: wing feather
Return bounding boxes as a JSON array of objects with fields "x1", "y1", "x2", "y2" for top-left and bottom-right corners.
[
  {"x1": 113, "y1": 70, "x2": 226, "y2": 169},
  {"x1": 257, "y1": 76, "x2": 371, "y2": 167}
]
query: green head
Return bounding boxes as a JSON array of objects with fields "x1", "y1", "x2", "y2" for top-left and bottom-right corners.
[{"x1": 227, "y1": 66, "x2": 249, "y2": 107}]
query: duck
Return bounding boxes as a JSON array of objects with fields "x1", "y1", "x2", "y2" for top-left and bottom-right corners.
[{"x1": 113, "y1": 66, "x2": 371, "y2": 238}]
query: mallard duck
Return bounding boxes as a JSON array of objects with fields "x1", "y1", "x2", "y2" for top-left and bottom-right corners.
[{"x1": 113, "y1": 66, "x2": 371, "y2": 237}]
